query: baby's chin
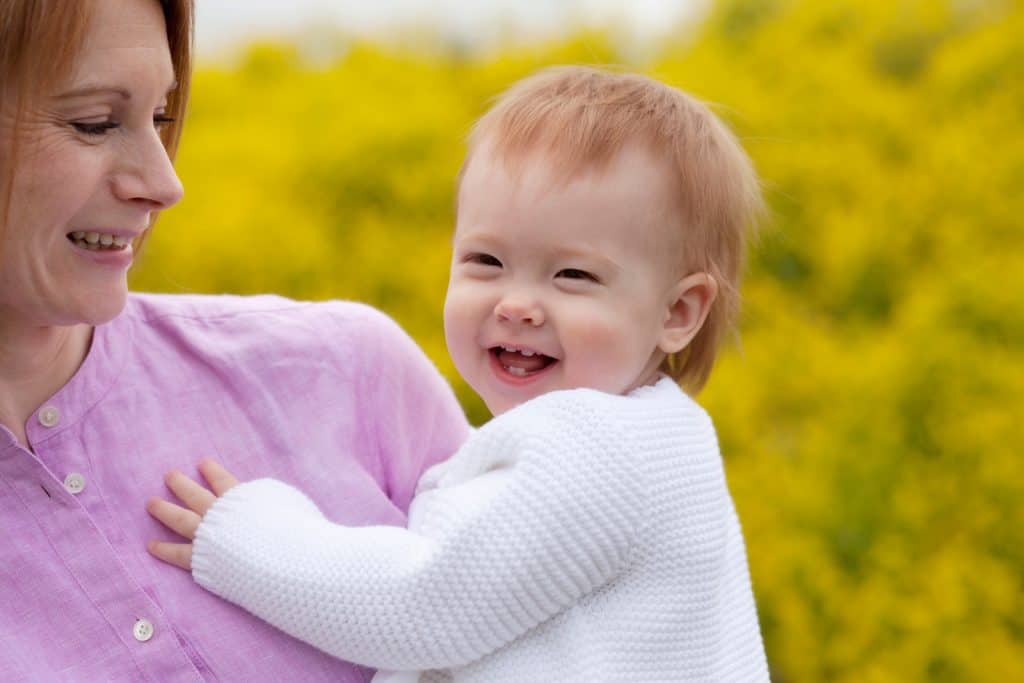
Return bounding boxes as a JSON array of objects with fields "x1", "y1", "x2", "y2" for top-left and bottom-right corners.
[
  {"x1": 479, "y1": 389, "x2": 537, "y2": 417},
  {"x1": 480, "y1": 387, "x2": 556, "y2": 417},
  {"x1": 481, "y1": 396, "x2": 514, "y2": 417}
]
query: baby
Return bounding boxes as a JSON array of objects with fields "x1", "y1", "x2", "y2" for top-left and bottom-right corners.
[{"x1": 147, "y1": 66, "x2": 769, "y2": 681}]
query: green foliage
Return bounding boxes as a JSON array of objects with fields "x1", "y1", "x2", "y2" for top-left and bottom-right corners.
[{"x1": 131, "y1": 1, "x2": 1024, "y2": 679}]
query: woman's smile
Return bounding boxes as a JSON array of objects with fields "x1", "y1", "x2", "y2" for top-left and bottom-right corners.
[{"x1": 66, "y1": 231, "x2": 133, "y2": 251}]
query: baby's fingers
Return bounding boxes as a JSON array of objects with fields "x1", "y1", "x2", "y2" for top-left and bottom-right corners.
[
  {"x1": 198, "y1": 458, "x2": 239, "y2": 496},
  {"x1": 164, "y1": 469, "x2": 217, "y2": 515},
  {"x1": 146, "y1": 496, "x2": 202, "y2": 539},
  {"x1": 147, "y1": 540, "x2": 193, "y2": 571}
]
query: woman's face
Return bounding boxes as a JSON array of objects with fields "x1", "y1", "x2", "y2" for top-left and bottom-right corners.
[{"x1": 0, "y1": 0, "x2": 183, "y2": 329}]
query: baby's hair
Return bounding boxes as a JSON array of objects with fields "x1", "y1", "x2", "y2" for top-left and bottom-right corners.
[{"x1": 461, "y1": 65, "x2": 763, "y2": 393}]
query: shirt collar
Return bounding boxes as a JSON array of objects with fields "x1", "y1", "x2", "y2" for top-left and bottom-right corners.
[{"x1": 18, "y1": 303, "x2": 135, "y2": 450}]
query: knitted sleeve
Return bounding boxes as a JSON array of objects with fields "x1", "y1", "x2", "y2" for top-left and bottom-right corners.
[{"x1": 191, "y1": 393, "x2": 644, "y2": 671}]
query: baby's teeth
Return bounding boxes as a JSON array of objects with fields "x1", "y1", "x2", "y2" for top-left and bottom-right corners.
[
  {"x1": 85, "y1": 232, "x2": 100, "y2": 244},
  {"x1": 499, "y1": 345, "x2": 537, "y2": 357},
  {"x1": 112, "y1": 236, "x2": 128, "y2": 247},
  {"x1": 99, "y1": 234, "x2": 113, "y2": 246},
  {"x1": 72, "y1": 231, "x2": 85, "y2": 239},
  {"x1": 507, "y1": 366, "x2": 526, "y2": 377}
]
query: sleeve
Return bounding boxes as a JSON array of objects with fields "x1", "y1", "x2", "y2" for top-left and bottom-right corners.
[
  {"x1": 191, "y1": 398, "x2": 645, "y2": 671},
  {"x1": 343, "y1": 305, "x2": 471, "y2": 513}
]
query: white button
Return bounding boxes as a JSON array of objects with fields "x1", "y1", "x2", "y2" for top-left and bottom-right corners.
[
  {"x1": 64, "y1": 473, "x2": 86, "y2": 494},
  {"x1": 38, "y1": 406, "x2": 60, "y2": 428},
  {"x1": 133, "y1": 618, "x2": 154, "y2": 642}
]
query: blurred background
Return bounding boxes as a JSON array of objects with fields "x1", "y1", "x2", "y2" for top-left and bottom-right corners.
[{"x1": 131, "y1": 0, "x2": 1024, "y2": 679}]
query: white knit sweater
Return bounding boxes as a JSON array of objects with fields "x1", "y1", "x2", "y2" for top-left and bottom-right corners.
[{"x1": 192, "y1": 377, "x2": 769, "y2": 681}]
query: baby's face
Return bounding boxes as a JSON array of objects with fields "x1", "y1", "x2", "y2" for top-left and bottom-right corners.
[{"x1": 444, "y1": 142, "x2": 683, "y2": 416}]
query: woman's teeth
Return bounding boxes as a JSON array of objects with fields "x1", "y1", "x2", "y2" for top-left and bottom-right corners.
[{"x1": 69, "y1": 231, "x2": 130, "y2": 250}]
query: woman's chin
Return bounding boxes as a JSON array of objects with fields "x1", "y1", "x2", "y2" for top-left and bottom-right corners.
[{"x1": 64, "y1": 286, "x2": 129, "y2": 327}]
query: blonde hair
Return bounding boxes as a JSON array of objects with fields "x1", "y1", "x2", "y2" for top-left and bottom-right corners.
[
  {"x1": 0, "y1": 0, "x2": 193, "y2": 238},
  {"x1": 463, "y1": 66, "x2": 763, "y2": 393}
]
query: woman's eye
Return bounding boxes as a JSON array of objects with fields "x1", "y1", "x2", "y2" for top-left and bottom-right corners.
[
  {"x1": 556, "y1": 268, "x2": 599, "y2": 283},
  {"x1": 466, "y1": 253, "x2": 502, "y2": 267},
  {"x1": 71, "y1": 120, "x2": 119, "y2": 136},
  {"x1": 153, "y1": 114, "x2": 176, "y2": 130}
]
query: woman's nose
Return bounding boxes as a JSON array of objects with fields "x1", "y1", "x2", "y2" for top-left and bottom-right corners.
[
  {"x1": 111, "y1": 129, "x2": 185, "y2": 210},
  {"x1": 494, "y1": 293, "x2": 545, "y2": 326}
]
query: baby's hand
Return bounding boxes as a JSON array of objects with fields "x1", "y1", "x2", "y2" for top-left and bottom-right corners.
[{"x1": 146, "y1": 458, "x2": 239, "y2": 571}]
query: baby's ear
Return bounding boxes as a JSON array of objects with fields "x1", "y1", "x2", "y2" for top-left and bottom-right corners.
[{"x1": 658, "y1": 273, "x2": 718, "y2": 354}]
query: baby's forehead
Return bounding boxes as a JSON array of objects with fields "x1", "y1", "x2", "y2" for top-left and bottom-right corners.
[
  {"x1": 460, "y1": 142, "x2": 684, "y2": 241},
  {"x1": 469, "y1": 132, "x2": 674, "y2": 185},
  {"x1": 457, "y1": 144, "x2": 685, "y2": 270}
]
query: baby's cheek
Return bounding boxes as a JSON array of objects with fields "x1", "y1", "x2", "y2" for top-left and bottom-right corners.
[
  {"x1": 443, "y1": 287, "x2": 476, "y2": 332},
  {"x1": 572, "y1": 302, "x2": 644, "y2": 346},
  {"x1": 576, "y1": 304, "x2": 662, "y2": 376},
  {"x1": 568, "y1": 312, "x2": 619, "y2": 347},
  {"x1": 567, "y1": 317, "x2": 637, "y2": 378}
]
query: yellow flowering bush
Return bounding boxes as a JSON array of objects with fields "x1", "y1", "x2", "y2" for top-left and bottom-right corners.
[{"x1": 132, "y1": 0, "x2": 1024, "y2": 679}]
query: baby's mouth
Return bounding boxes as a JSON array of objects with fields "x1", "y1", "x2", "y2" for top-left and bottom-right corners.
[{"x1": 491, "y1": 345, "x2": 557, "y2": 377}]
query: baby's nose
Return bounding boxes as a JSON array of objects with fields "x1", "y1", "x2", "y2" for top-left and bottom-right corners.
[{"x1": 494, "y1": 295, "x2": 544, "y2": 326}]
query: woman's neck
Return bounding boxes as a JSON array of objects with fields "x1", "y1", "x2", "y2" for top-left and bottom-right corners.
[{"x1": 0, "y1": 320, "x2": 92, "y2": 448}]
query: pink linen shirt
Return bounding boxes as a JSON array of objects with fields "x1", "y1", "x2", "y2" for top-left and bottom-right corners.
[{"x1": 0, "y1": 293, "x2": 470, "y2": 682}]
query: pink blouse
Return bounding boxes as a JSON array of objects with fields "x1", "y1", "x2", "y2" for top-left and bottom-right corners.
[{"x1": 0, "y1": 293, "x2": 470, "y2": 681}]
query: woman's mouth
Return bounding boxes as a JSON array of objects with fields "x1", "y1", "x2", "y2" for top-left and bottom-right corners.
[
  {"x1": 490, "y1": 345, "x2": 558, "y2": 379},
  {"x1": 67, "y1": 231, "x2": 131, "y2": 251}
]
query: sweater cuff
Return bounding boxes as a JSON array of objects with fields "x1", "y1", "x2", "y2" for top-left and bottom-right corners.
[{"x1": 191, "y1": 478, "x2": 321, "y2": 596}]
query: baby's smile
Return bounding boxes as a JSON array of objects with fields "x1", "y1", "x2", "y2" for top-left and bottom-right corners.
[{"x1": 490, "y1": 344, "x2": 558, "y2": 378}]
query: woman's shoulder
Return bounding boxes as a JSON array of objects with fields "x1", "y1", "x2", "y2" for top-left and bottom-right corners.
[
  {"x1": 126, "y1": 292, "x2": 382, "y2": 325},
  {"x1": 121, "y1": 292, "x2": 411, "y2": 359}
]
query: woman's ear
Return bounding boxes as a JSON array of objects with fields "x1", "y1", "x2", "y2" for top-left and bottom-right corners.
[{"x1": 658, "y1": 273, "x2": 718, "y2": 354}]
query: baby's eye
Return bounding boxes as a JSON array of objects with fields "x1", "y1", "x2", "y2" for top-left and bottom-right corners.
[
  {"x1": 556, "y1": 268, "x2": 599, "y2": 283},
  {"x1": 70, "y1": 120, "x2": 119, "y2": 136},
  {"x1": 466, "y1": 253, "x2": 502, "y2": 267}
]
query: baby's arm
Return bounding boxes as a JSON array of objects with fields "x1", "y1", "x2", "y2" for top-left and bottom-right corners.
[{"x1": 149, "y1": 398, "x2": 644, "y2": 672}]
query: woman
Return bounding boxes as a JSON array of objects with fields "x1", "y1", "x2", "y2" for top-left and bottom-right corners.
[{"x1": 0, "y1": 1, "x2": 469, "y2": 680}]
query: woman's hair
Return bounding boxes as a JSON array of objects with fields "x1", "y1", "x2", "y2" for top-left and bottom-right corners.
[
  {"x1": 463, "y1": 66, "x2": 764, "y2": 394},
  {"x1": 0, "y1": 0, "x2": 194, "y2": 229}
]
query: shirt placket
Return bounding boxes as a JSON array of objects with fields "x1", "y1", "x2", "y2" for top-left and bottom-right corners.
[{"x1": 12, "y1": 401, "x2": 206, "y2": 683}]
